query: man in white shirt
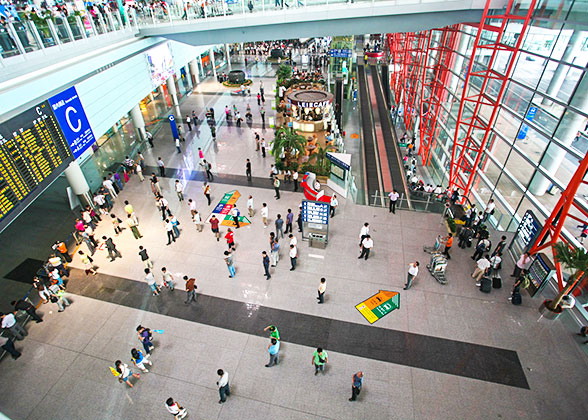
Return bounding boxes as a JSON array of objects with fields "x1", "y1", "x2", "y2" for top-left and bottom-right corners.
[
  {"x1": 289, "y1": 234, "x2": 297, "y2": 247},
  {"x1": 217, "y1": 369, "x2": 230, "y2": 403},
  {"x1": 247, "y1": 195, "x2": 254, "y2": 217},
  {"x1": 232, "y1": 207, "x2": 240, "y2": 229},
  {"x1": 261, "y1": 203, "x2": 269, "y2": 228},
  {"x1": 330, "y1": 194, "x2": 338, "y2": 218},
  {"x1": 404, "y1": 261, "x2": 420, "y2": 290},
  {"x1": 388, "y1": 190, "x2": 399, "y2": 214},
  {"x1": 358, "y1": 235, "x2": 373, "y2": 260},
  {"x1": 102, "y1": 177, "x2": 117, "y2": 198},
  {"x1": 289, "y1": 244, "x2": 298, "y2": 271},
  {"x1": 317, "y1": 277, "x2": 326, "y2": 304},
  {"x1": 165, "y1": 219, "x2": 176, "y2": 245},
  {"x1": 0, "y1": 312, "x2": 27, "y2": 340},
  {"x1": 292, "y1": 171, "x2": 299, "y2": 192},
  {"x1": 472, "y1": 255, "x2": 491, "y2": 285},
  {"x1": 192, "y1": 211, "x2": 203, "y2": 232},
  {"x1": 136, "y1": 163, "x2": 144, "y2": 182},
  {"x1": 483, "y1": 199, "x2": 495, "y2": 222},
  {"x1": 157, "y1": 157, "x2": 165, "y2": 177},
  {"x1": 188, "y1": 199, "x2": 197, "y2": 217},
  {"x1": 175, "y1": 180, "x2": 184, "y2": 201},
  {"x1": 359, "y1": 222, "x2": 369, "y2": 247}
]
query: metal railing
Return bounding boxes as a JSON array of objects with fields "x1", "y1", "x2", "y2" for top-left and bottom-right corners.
[{"x1": 0, "y1": 9, "x2": 136, "y2": 61}]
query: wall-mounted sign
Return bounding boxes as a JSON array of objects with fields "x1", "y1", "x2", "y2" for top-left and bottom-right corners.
[
  {"x1": 48, "y1": 86, "x2": 96, "y2": 159},
  {"x1": 147, "y1": 42, "x2": 174, "y2": 88}
]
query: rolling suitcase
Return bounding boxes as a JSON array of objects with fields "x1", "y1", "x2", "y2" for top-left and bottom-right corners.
[
  {"x1": 479, "y1": 277, "x2": 492, "y2": 293},
  {"x1": 492, "y1": 274, "x2": 502, "y2": 289}
]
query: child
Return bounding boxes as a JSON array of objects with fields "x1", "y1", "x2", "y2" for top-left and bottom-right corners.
[
  {"x1": 131, "y1": 348, "x2": 152, "y2": 373},
  {"x1": 161, "y1": 267, "x2": 175, "y2": 290},
  {"x1": 115, "y1": 360, "x2": 140, "y2": 387}
]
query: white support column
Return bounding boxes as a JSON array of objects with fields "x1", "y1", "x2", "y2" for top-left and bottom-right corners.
[
  {"x1": 209, "y1": 48, "x2": 217, "y2": 78},
  {"x1": 130, "y1": 104, "x2": 147, "y2": 141},
  {"x1": 166, "y1": 75, "x2": 181, "y2": 117},
  {"x1": 198, "y1": 55, "x2": 204, "y2": 77},
  {"x1": 190, "y1": 58, "x2": 200, "y2": 85},
  {"x1": 184, "y1": 64, "x2": 193, "y2": 90},
  {"x1": 64, "y1": 161, "x2": 93, "y2": 208},
  {"x1": 225, "y1": 43, "x2": 232, "y2": 70}
]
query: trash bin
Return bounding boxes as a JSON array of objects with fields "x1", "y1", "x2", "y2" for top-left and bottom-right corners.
[{"x1": 308, "y1": 233, "x2": 327, "y2": 249}]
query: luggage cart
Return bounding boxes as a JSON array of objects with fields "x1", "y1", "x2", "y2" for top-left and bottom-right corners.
[
  {"x1": 426, "y1": 252, "x2": 448, "y2": 284},
  {"x1": 423, "y1": 235, "x2": 443, "y2": 254}
]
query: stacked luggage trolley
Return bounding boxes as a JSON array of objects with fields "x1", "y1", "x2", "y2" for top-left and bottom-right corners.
[{"x1": 423, "y1": 235, "x2": 448, "y2": 285}]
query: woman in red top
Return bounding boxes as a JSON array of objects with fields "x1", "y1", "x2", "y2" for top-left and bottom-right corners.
[{"x1": 225, "y1": 228, "x2": 236, "y2": 251}]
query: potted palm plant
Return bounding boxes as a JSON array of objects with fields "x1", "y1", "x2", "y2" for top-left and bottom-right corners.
[
  {"x1": 271, "y1": 127, "x2": 307, "y2": 168},
  {"x1": 539, "y1": 242, "x2": 588, "y2": 320}
]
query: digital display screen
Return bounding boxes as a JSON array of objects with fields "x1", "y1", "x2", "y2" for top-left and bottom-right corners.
[
  {"x1": 0, "y1": 101, "x2": 73, "y2": 231},
  {"x1": 146, "y1": 43, "x2": 175, "y2": 88}
]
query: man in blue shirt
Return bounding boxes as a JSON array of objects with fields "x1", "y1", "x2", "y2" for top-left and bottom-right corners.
[
  {"x1": 265, "y1": 338, "x2": 280, "y2": 367},
  {"x1": 349, "y1": 371, "x2": 364, "y2": 401}
]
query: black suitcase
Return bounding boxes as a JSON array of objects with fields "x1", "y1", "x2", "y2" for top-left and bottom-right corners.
[
  {"x1": 511, "y1": 291, "x2": 522, "y2": 305},
  {"x1": 480, "y1": 277, "x2": 492, "y2": 293},
  {"x1": 492, "y1": 274, "x2": 502, "y2": 289}
]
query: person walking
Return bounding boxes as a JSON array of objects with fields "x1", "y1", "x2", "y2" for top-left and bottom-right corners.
[
  {"x1": 165, "y1": 219, "x2": 176, "y2": 245},
  {"x1": 131, "y1": 348, "x2": 152, "y2": 373},
  {"x1": 292, "y1": 171, "x2": 299, "y2": 191},
  {"x1": 139, "y1": 246, "x2": 153, "y2": 269},
  {"x1": 115, "y1": 360, "x2": 140, "y2": 388},
  {"x1": 185, "y1": 115, "x2": 192, "y2": 131},
  {"x1": 137, "y1": 325, "x2": 155, "y2": 355},
  {"x1": 271, "y1": 237, "x2": 280, "y2": 267},
  {"x1": 247, "y1": 195, "x2": 254, "y2": 217},
  {"x1": 273, "y1": 177, "x2": 281, "y2": 199},
  {"x1": 275, "y1": 214, "x2": 284, "y2": 238},
  {"x1": 157, "y1": 157, "x2": 166, "y2": 177},
  {"x1": 442, "y1": 234, "x2": 453, "y2": 259},
  {"x1": 297, "y1": 206, "x2": 303, "y2": 232},
  {"x1": 312, "y1": 347, "x2": 328, "y2": 375},
  {"x1": 146, "y1": 130, "x2": 154, "y2": 148},
  {"x1": 265, "y1": 338, "x2": 280, "y2": 367},
  {"x1": 0, "y1": 312, "x2": 28, "y2": 340},
  {"x1": 175, "y1": 138, "x2": 182, "y2": 154},
  {"x1": 261, "y1": 203, "x2": 269, "y2": 228},
  {"x1": 358, "y1": 235, "x2": 373, "y2": 260},
  {"x1": 216, "y1": 369, "x2": 231, "y2": 403},
  {"x1": 203, "y1": 182, "x2": 212, "y2": 205},
  {"x1": 210, "y1": 214, "x2": 220, "y2": 241},
  {"x1": 188, "y1": 198, "x2": 197, "y2": 217},
  {"x1": 136, "y1": 162, "x2": 144, "y2": 181},
  {"x1": 161, "y1": 267, "x2": 175, "y2": 290},
  {"x1": 330, "y1": 194, "x2": 338, "y2": 217},
  {"x1": 145, "y1": 268, "x2": 161, "y2": 296},
  {"x1": 175, "y1": 180, "x2": 184, "y2": 201},
  {"x1": 246, "y1": 159, "x2": 252, "y2": 181},
  {"x1": 192, "y1": 210, "x2": 204, "y2": 232},
  {"x1": 0, "y1": 336, "x2": 21, "y2": 360},
  {"x1": 124, "y1": 200, "x2": 138, "y2": 225},
  {"x1": 53, "y1": 240, "x2": 72, "y2": 263},
  {"x1": 349, "y1": 371, "x2": 364, "y2": 402},
  {"x1": 102, "y1": 236, "x2": 122, "y2": 261},
  {"x1": 261, "y1": 138, "x2": 267, "y2": 158},
  {"x1": 262, "y1": 251, "x2": 271, "y2": 280},
  {"x1": 289, "y1": 244, "x2": 298, "y2": 271},
  {"x1": 388, "y1": 189, "x2": 399, "y2": 213},
  {"x1": 203, "y1": 160, "x2": 214, "y2": 181},
  {"x1": 11, "y1": 299, "x2": 43, "y2": 323},
  {"x1": 260, "y1": 106, "x2": 266, "y2": 126},
  {"x1": 170, "y1": 214, "x2": 180, "y2": 238},
  {"x1": 127, "y1": 215, "x2": 143, "y2": 239},
  {"x1": 493, "y1": 235, "x2": 508, "y2": 257},
  {"x1": 184, "y1": 276, "x2": 197, "y2": 304},
  {"x1": 225, "y1": 228, "x2": 236, "y2": 250},
  {"x1": 264, "y1": 324, "x2": 280, "y2": 341},
  {"x1": 482, "y1": 199, "x2": 495, "y2": 222},
  {"x1": 472, "y1": 237, "x2": 490, "y2": 261},
  {"x1": 231, "y1": 208, "x2": 241, "y2": 229},
  {"x1": 151, "y1": 174, "x2": 162, "y2": 196},
  {"x1": 404, "y1": 261, "x2": 419, "y2": 290},
  {"x1": 285, "y1": 209, "x2": 294, "y2": 233},
  {"x1": 224, "y1": 250, "x2": 236, "y2": 278},
  {"x1": 359, "y1": 222, "x2": 370, "y2": 247},
  {"x1": 166, "y1": 398, "x2": 187, "y2": 419},
  {"x1": 317, "y1": 277, "x2": 326, "y2": 304},
  {"x1": 111, "y1": 214, "x2": 123, "y2": 235}
]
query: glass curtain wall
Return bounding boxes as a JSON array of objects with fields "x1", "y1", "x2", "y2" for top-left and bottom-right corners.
[{"x1": 409, "y1": 1, "x2": 588, "y2": 304}]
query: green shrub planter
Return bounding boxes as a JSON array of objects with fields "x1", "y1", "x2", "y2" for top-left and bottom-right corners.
[{"x1": 222, "y1": 79, "x2": 253, "y2": 88}]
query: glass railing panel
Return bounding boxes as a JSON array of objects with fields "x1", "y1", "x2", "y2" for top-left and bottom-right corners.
[
  {"x1": 68, "y1": 18, "x2": 84, "y2": 40},
  {"x1": 13, "y1": 21, "x2": 38, "y2": 53},
  {"x1": 0, "y1": 28, "x2": 20, "y2": 58},
  {"x1": 53, "y1": 18, "x2": 72, "y2": 43}
]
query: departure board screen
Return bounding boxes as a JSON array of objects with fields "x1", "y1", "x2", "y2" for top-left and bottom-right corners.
[{"x1": 0, "y1": 101, "x2": 73, "y2": 230}]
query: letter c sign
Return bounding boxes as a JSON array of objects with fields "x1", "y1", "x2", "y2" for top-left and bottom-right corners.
[{"x1": 65, "y1": 106, "x2": 82, "y2": 133}]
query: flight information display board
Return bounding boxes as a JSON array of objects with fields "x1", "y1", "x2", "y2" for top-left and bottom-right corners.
[{"x1": 0, "y1": 101, "x2": 73, "y2": 230}]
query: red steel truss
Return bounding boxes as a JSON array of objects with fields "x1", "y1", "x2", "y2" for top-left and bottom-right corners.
[
  {"x1": 528, "y1": 153, "x2": 588, "y2": 293},
  {"x1": 387, "y1": 33, "x2": 407, "y2": 105},
  {"x1": 448, "y1": 0, "x2": 538, "y2": 200},
  {"x1": 418, "y1": 25, "x2": 460, "y2": 166},
  {"x1": 401, "y1": 32, "x2": 428, "y2": 133}
]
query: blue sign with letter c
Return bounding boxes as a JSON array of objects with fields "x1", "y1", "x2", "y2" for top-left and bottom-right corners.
[{"x1": 48, "y1": 86, "x2": 96, "y2": 159}]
